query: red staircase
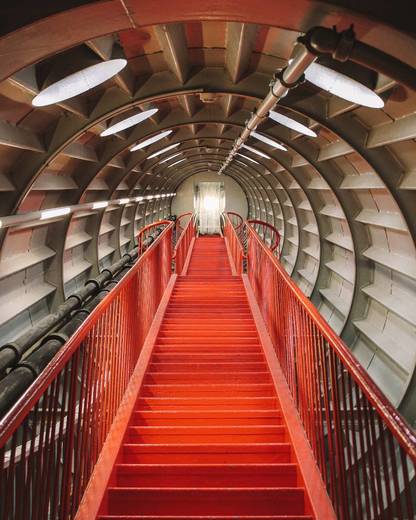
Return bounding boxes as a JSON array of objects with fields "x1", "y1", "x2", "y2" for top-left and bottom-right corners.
[{"x1": 98, "y1": 237, "x2": 314, "y2": 519}]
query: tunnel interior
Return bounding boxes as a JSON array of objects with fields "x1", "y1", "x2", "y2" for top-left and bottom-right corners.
[{"x1": 0, "y1": 1, "x2": 415, "y2": 427}]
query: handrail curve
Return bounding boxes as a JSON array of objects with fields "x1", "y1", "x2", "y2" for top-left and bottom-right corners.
[{"x1": 246, "y1": 224, "x2": 415, "y2": 519}]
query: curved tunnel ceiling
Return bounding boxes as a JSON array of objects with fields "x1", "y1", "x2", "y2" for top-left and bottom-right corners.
[{"x1": 0, "y1": 1, "x2": 415, "y2": 424}]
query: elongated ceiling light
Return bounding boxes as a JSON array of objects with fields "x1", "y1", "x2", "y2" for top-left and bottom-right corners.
[
  {"x1": 236, "y1": 153, "x2": 260, "y2": 165},
  {"x1": 32, "y1": 59, "x2": 127, "y2": 107},
  {"x1": 304, "y1": 63, "x2": 384, "y2": 108},
  {"x1": 92, "y1": 201, "x2": 108, "y2": 209},
  {"x1": 130, "y1": 130, "x2": 173, "y2": 152},
  {"x1": 242, "y1": 144, "x2": 271, "y2": 159},
  {"x1": 251, "y1": 131, "x2": 287, "y2": 151},
  {"x1": 100, "y1": 109, "x2": 158, "y2": 137},
  {"x1": 268, "y1": 111, "x2": 317, "y2": 137},
  {"x1": 40, "y1": 207, "x2": 71, "y2": 220},
  {"x1": 159, "y1": 152, "x2": 183, "y2": 164},
  {"x1": 168, "y1": 159, "x2": 186, "y2": 168},
  {"x1": 147, "y1": 143, "x2": 180, "y2": 159}
]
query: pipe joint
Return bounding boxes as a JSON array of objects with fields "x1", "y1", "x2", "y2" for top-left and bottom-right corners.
[
  {"x1": 39, "y1": 332, "x2": 69, "y2": 347},
  {"x1": 273, "y1": 69, "x2": 305, "y2": 90},
  {"x1": 300, "y1": 25, "x2": 356, "y2": 63}
]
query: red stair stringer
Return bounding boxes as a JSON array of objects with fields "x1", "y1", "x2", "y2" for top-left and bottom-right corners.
[
  {"x1": 74, "y1": 275, "x2": 178, "y2": 520},
  {"x1": 241, "y1": 275, "x2": 336, "y2": 520}
]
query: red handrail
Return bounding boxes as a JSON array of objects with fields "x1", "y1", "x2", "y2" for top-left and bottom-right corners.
[
  {"x1": 247, "y1": 219, "x2": 280, "y2": 254},
  {"x1": 223, "y1": 212, "x2": 245, "y2": 275},
  {"x1": 174, "y1": 212, "x2": 193, "y2": 246},
  {"x1": 246, "y1": 225, "x2": 416, "y2": 519},
  {"x1": 173, "y1": 213, "x2": 197, "y2": 274},
  {"x1": 137, "y1": 219, "x2": 172, "y2": 254},
  {"x1": 0, "y1": 221, "x2": 174, "y2": 520}
]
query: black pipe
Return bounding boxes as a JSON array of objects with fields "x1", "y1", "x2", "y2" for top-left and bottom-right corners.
[
  {"x1": 302, "y1": 26, "x2": 416, "y2": 92},
  {"x1": 0, "y1": 286, "x2": 113, "y2": 416},
  {"x1": 0, "y1": 247, "x2": 139, "y2": 373},
  {"x1": 0, "y1": 226, "x2": 167, "y2": 416}
]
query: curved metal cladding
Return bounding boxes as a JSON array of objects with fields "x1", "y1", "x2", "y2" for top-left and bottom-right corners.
[{"x1": 0, "y1": 2, "x2": 414, "y2": 423}]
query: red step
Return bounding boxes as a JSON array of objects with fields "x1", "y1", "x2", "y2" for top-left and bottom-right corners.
[
  {"x1": 97, "y1": 237, "x2": 313, "y2": 519},
  {"x1": 114, "y1": 463, "x2": 298, "y2": 487}
]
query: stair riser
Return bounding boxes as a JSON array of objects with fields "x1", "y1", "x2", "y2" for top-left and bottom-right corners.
[
  {"x1": 116, "y1": 465, "x2": 298, "y2": 487},
  {"x1": 140, "y1": 385, "x2": 276, "y2": 397},
  {"x1": 107, "y1": 489, "x2": 305, "y2": 515},
  {"x1": 136, "y1": 398, "x2": 278, "y2": 410},
  {"x1": 144, "y1": 374, "x2": 271, "y2": 384}
]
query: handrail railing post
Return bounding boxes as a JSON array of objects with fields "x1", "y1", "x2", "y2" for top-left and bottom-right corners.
[
  {"x1": 244, "y1": 222, "x2": 416, "y2": 519},
  {"x1": 173, "y1": 213, "x2": 197, "y2": 275},
  {"x1": 0, "y1": 220, "x2": 175, "y2": 520}
]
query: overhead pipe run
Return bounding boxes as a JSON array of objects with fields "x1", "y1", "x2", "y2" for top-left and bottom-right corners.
[
  {"x1": 218, "y1": 25, "x2": 415, "y2": 175},
  {"x1": 217, "y1": 42, "x2": 316, "y2": 175}
]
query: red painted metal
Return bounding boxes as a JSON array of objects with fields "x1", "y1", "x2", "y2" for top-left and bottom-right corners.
[
  {"x1": 223, "y1": 212, "x2": 281, "y2": 272},
  {"x1": 136, "y1": 219, "x2": 172, "y2": 254},
  {"x1": 0, "y1": 221, "x2": 174, "y2": 520},
  {"x1": 96, "y1": 236, "x2": 318, "y2": 519},
  {"x1": 247, "y1": 219, "x2": 280, "y2": 255},
  {"x1": 245, "y1": 224, "x2": 416, "y2": 520},
  {"x1": 223, "y1": 212, "x2": 245, "y2": 274},
  {"x1": 173, "y1": 213, "x2": 197, "y2": 274}
]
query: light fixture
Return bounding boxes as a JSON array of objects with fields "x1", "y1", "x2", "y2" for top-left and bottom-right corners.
[
  {"x1": 92, "y1": 201, "x2": 109, "y2": 209},
  {"x1": 251, "y1": 131, "x2": 287, "y2": 151},
  {"x1": 235, "y1": 160, "x2": 248, "y2": 167},
  {"x1": 32, "y1": 59, "x2": 127, "y2": 107},
  {"x1": 135, "y1": 196, "x2": 144, "y2": 202},
  {"x1": 119, "y1": 198, "x2": 130, "y2": 205},
  {"x1": 100, "y1": 109, "x2": 158, "y2": 137},
  {"x1": 40, "y1": 207, "x2": 71, "y2": 220},
  {"x1": 242, "y1": 144, "x2": 271, "y2": 159},
  {"x1": 130, "y1": 130, "x2": 173, "y2": 152},
  {"x1": 236, "y1": 153, "x2": 260, "y2": 164},
  {"x1": 147, "y1": 143, "x2": 180, "y2": 159},
  {"x1": 304, "y1": 63, "x2": 384, "y2": 108},
  {"x1": 268, "y1": 110, "x2": 317, "y2": 137},
  {"x1": 168, "y1": 159, "x2": 186, "y2": 167},
  {"x1": 159, "y1": 152, "x2": 183, "y2": 164}
]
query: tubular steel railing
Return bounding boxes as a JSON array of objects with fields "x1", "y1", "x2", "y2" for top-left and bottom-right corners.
[
  {"x1": 173, "y1": 213, "x2": 197, "y2": 274},
  {"x1": 223, "y1": 212, "x2": 246, "y2": 275},
  {"x1": 246, "y1": 224, "x2": 416, "y2": 520},
  {"x1": 137, "y1": 219, "x2": 172, "y2": 254},
  {"x1": 0, "y1": 221, "x2": 174, "y2": 520},
  {"x1": 173, "y1": 212, "x2": 193, "y2": 248},
  {"x1": 223, "y1": 213, "x2": 281, "y2": 274}
]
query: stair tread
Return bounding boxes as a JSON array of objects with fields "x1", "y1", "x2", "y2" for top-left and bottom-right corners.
[{"x1": 98, "y1": 237, "x2": 312, "y2": 518}]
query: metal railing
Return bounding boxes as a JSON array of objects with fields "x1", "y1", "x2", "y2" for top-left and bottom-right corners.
[
  {"x1": 173, "y1": 213, "x2": 197, "y2": 275},
  {"x1": 246, "y1": 224, "x2": 416, "y2": 520},
  {"x1": 223, "y1": 212, "x2": 245, "y2": 275},
  {"x1": 0, "y1": 221, "x2": 174, "y2": 520},
  {"x1": 222, "y1": 212, "x2": 281, "y2": 274}
]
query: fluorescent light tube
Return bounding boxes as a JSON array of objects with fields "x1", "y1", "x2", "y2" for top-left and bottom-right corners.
[
  {"x1": 130, "y1": 130, "x2": 173, "y2": 152},
  {"x1": 100, "y1": 109, "x2": 158, "y2": 137}
]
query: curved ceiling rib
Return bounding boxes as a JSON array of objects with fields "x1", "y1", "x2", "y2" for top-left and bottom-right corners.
[{"x1": 0, "y1": 6, "x2": 415, "y2": 424}]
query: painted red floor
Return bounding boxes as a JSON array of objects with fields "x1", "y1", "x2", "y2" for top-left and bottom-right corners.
[{"x1": 98, "y1": 236, "x2": 313, "y2": 519}]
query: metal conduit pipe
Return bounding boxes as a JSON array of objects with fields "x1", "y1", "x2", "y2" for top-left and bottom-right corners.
[
  {"x1": 218, "y1": 42, "x2": 316, "y2": 175},
  {"x1": 0, "y1": 225, "x2": 169, "y2": 416},
  {"x1": 0, "y1": 225, "x2": 166, "y2": 374},
  {"x1": 306, "y1": 26, "x2": 416, "y2": 91},
  {"x1": 218, "y1": 25, "x2": 415, "y2": 175}
]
